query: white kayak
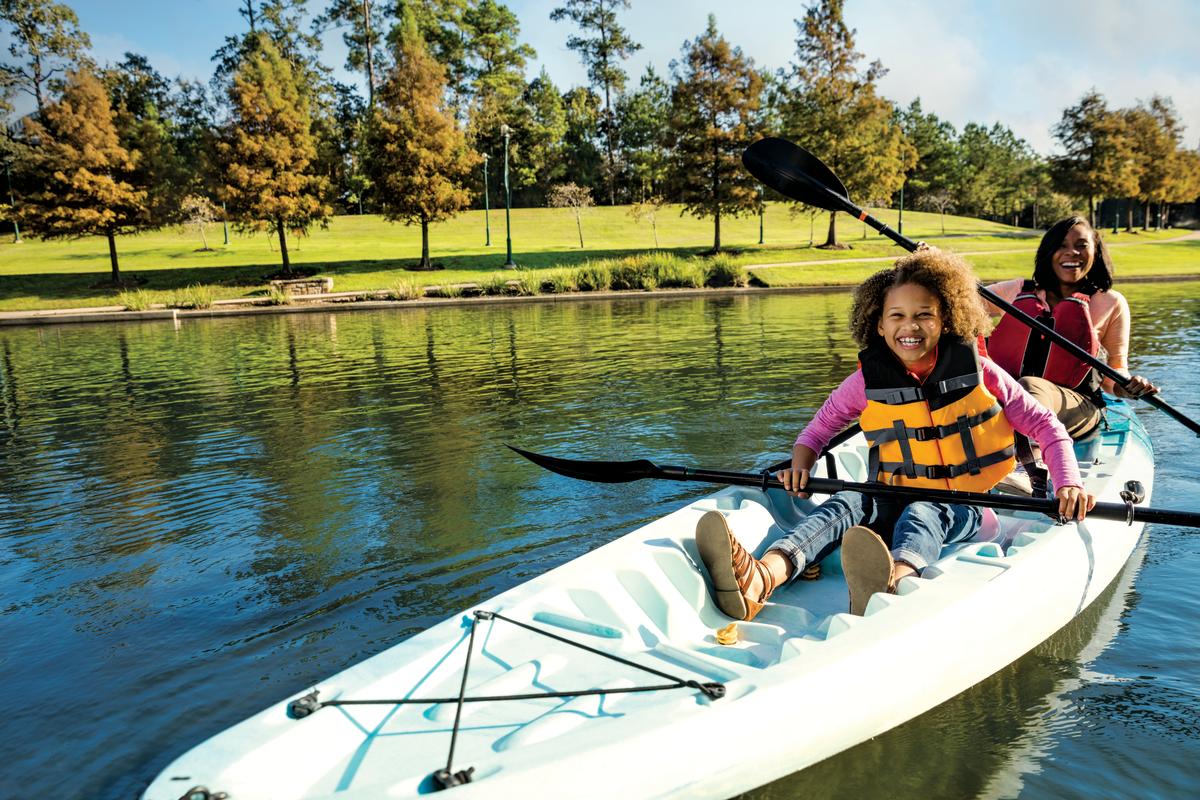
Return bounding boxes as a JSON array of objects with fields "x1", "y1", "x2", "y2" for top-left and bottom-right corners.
[{"x1": 143, "y1": 398, "x2": 1153, "y2": 800}]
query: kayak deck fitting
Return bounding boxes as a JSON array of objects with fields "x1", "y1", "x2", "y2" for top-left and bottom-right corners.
[{"x1": 143, "y1": 399, "x2": 1152, "y2": 800}]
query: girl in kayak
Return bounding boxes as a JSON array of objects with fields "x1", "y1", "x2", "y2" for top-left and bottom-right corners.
[
  {"x1": 696, "y1": 248, "x2": 1096, "y2": 621},
  {"x1": 985, "y1": 216, "x2": 1159, "y2": 440}
]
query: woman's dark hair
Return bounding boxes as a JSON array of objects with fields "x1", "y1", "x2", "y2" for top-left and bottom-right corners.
[{"x1": 1032, "y1": 216, "x2": 1113, "y2": 294}]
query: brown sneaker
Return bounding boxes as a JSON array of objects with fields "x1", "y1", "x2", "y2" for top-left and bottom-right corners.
[
  {"x1": 842, "y1": 526, "x2": 893, "y2": 616},
  {"x1": 696, "y1": 510, "x2": 776, "y2": 621}
]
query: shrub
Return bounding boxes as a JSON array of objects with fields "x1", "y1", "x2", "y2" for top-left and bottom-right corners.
[
  {"x1": 480, "y1": 273, "x2": 513, "y2": 296},
  {"x1": 609, "y1": 256, "x2": 654, "y2": 290},
  {"x1": 266, "y1": 286, "x2": 292, "y2": 305},
  {"x1": 574, "y1": 261, "x2": 612, "y2": 291},
  {"x1": 540, "y1": 269, "x2": 578, "y2": 293},
  {"x1": 117, "y1": 289, "x2": 155, "y2": 311},
  {"x1": 703, "y1": 255, "x2": 747, "y2": 287},
  {"x1": 171, "y1": 283, "x2": 214, "y2": 309},
  {"x1": 650, "y1": 254, "x2": 705, "y2": 288},
  {"x1": 431, "y1": 283, "x2": 463, "y2": 298},
  {"x1": 389, "y1": 280, "x2": 424, "y2": 301}
]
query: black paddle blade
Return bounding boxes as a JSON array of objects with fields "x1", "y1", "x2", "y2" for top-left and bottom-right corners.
[
  {"x1": 507, "y1": 445, "x2": 665, "y2": 484},
  {"x1": 742, "y1": 137, "x2": 849, "y2": 210}
]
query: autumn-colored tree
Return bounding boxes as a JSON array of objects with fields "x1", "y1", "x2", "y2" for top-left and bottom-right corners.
[
  {"x1": 218, "y1": 34, "x2": 331, "y2": 274},
  {"x1": 17, "y1": 68, "x2": 148, "y2": 283},
  {"x1": 550, "y1": 0, "x2": 640, "y2": 205},
  {"x1": 0, "y1": 0, "x2": 92, "y2": 117},
  {"x1": 785, "y1": 0, "x2": 914, "y2": 248},
  {"x1": 365, "y1": 12, "x2": 478, "y2": 269},
  {"x1": 1051, "y1": 90, "x2": 1139, "y2": 227},
  {"x1": 666, "y1": 14, "x2": 762, "y2": 253}
]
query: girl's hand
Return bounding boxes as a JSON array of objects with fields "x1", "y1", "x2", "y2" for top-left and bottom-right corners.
[
  {"x1": 776, "y1": 467, "x2": 811, "y2": 499},
  {"x1": 1116, "y1": 375, "x2": 1159, "y2": 398},
  {"x1": 1056, "y1": 486, "x2": 1097, "y2": 521}
]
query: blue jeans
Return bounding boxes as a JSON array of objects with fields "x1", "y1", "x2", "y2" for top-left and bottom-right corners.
[{"x1": 768, "y1": 491, "x2": 982, "y2": 576}]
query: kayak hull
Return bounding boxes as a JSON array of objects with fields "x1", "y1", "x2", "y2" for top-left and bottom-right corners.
[{"x1": 143, "y1": 399, "x2": 1153, "y2": 799}]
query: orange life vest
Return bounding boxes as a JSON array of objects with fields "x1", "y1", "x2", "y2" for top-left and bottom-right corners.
[{"x1": 859, "y1": 336, "x2": 1016, "y2": 492}]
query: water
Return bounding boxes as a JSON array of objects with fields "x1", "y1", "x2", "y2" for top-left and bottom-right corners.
[{"x1": 1, "y1": 285, "x2": 1197, "y2": 799}]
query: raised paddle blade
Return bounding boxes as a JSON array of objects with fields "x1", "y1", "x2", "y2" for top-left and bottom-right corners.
[
  {"x1": 742, "y1": 137, "x2": 850, "y2": 211},
  {"x1": 507, "y1": 445, "x2": 668, "y2": 484}
]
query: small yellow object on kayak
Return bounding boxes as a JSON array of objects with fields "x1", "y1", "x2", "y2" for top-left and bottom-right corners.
[{"x1": 715, "y1": 622, "x2": 738, "y2": 645}]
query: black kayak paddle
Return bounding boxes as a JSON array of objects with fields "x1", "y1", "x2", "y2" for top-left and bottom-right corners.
[
  {"x1": 509, "y1": 445, "x2": 1200, "y2": 529},
  {"x1": 741, "y1": 137, "x2": 1200, "y2": 438}
]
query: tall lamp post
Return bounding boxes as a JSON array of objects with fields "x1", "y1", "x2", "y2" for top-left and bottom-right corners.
[
  {"x1": 4, "y1": 159, "x2": 19, "y2": 243},
  {"x1": 758, "y1": 184, "x2": 764, "y2": 245},
  {"x1": 482, "y1": 152, "x2": 491, "y2": 246},
  {"x1": 500, "y1": 123, "x2": 516, "y2": 268}
]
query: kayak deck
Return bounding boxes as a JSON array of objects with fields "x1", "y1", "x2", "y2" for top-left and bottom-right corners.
[{"x1": 143, "y1": 400, "x2": 1151, "y2": 799}]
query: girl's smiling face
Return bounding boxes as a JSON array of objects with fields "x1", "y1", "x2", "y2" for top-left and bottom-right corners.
[{"x1": 876, "y1": 282, "x2": 944, "y2": 368}]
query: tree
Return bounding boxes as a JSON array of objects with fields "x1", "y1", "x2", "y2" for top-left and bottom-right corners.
[
  {"x1": 785, "y1": 0, "x2": 914, "y2": 248},
  {"x1": 547, "y1": 182, "x2": 592, "y2": 247},
  {"x1": 1124, "y1": 97, "x2": 1182, "y2": 230},
  {"x1": 16, "y1": 69, "x2": 148, "y2": 283},
  {"x1": 897, "y1": 99, "x2": 959, "y2": 211},
  {"x1": 315, "y1": 0, "x2": 386, "y2": 107},
  {"x1": 364, "y1": 11, "x2": 478, "y2": 269},
  {"x1": 666, "y1": 14, "x2": 762, "y2": 253},
  {"x1": 1051, "y1": 90, "x2": 1139, "y2": 227},
  {"x1": 515, "y1": 69, "x2": 568, "y2": 201},
  {"x1": 217, "y1": 33, "x2": 331, "y2": 274},
  {"x1": 104, "y1": 53, "x2": 188, "y2": 228},
  {"x1": 628, "y1": 193, "x2": 666, "y2": 247},
  {"x1": 616, "y1": 65, "x2": 670, "y2": 201},
  {"x1": 0, "y1": 0, "x2": 92, "y2": 118},
  {"x1": 180, "y1": 194, "x2": 219, "y2": 250},
  {"x1": 560, "y1": 85, "x2": 603, "y2": 194},
  {"x1": 550, "y1": 0, "x2": 640, "y2": 206}
]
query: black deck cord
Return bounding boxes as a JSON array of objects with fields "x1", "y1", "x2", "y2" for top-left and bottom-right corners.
[
  {"x1": 287, "y1": 610, "x2": 727, "y2": 791},
  {"x1": 431, "y1": 609, "x2": 484, "y2": 790}
]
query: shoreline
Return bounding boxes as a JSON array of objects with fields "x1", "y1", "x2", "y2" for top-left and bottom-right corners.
[{"x1": 2, "y1": 272, "x2": 1200, "y2": 328}]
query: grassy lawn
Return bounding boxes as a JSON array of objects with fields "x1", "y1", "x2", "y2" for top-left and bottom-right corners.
[{"x1": 0, "y1": 203, "x2": 1193, "y2": 311}]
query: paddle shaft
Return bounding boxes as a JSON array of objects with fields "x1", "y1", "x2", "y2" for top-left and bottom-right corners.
[
  {"x1": 655, "y1": 464, "x2": 1197, "y2": 528},
  {"x1": 804, "y1": 175, "x2": 1200, "y2": 437}
]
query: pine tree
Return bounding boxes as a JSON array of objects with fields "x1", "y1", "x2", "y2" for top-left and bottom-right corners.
[
  {"x1": 666, "y1": 14, "x2": 762, "y2": 253},
  {"x1": 365, "y1": 12, "x2": 478, "y2": 269},
  {"x1": 218, "y1": 33, "x2": 331, "y2": 274},
  {"x1": 617, "y1": 65, "x2": 670, "y2": 200},
  {"x1": 785, "y1": 0, "x2": 913, "y2": 248},
  {"x1": 1124, "y1": 97, "x2": 1181, "y2": 230},
  {"x1": 17, "y1": 68, "x2": 148, "y2": 283},
  {"x1": 315, "y1": 0, "x2": 386, "y2": 107},
  {"x1": 0, "y1": 0, "x2": 92, "y2": 117},
  {"x1": 550, "y1": 0, "x2": 640, "y2": 205}
]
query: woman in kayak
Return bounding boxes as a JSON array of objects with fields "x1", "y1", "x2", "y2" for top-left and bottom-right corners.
[
  {"x1": 696, "y1": 248, "x2": 1096, "y2": 621},
  {"x1": 985, "y1": 216, "x2": 1159, "y2": 441}
]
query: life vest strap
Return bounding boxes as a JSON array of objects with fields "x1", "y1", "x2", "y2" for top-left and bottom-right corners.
[
  {"x1": 875, "y1": 445, "x2": 1015, "y2": 482},
  {"x1": 865, "y1": 386, "x2": 926, "y2": 405},
  {"x1": 935, "y1": 372, "x2": 980, "y2": 395},
  {"x1": 862, "y1": 403, "x2": 1004, "y2": 445}
]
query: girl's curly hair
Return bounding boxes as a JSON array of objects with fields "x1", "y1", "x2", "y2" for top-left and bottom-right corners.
[{"x1": 849, "y1": 249, "x2": 991, "y2": 348}]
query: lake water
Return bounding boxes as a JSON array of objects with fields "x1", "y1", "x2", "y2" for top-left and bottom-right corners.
[{"x1": 1, "y1": 284, "x2": 1197, "y2": 798}]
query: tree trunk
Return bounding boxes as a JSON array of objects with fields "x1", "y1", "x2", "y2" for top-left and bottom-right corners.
[
  {"x1": 1087, "y1": 196, "x2": 1095, "y2": 228},
  {"x1": 277, "y1": 220, "x2": 290, "y2": 272},
  {"x1": 1142, "y1": 200, "x2": 1150, "y2": 230},
  {"x1": 107, "y1": 230, "x2": 121, "y2": 284},
  {"x1": 420, "y1": 216, "x2": 431, "y2": 268},
  {"x1": 575, "y1": 211, "x2": 584, "y2": 248},
  {"x1": 363, "y1": 0, "x2": 375, "y2": 108},
  {"x1": 1126, "y1": 201, "x2": 1133, "y2": 232},
  {"x1": 713, "y1": 208, "x2": 721, "y2": 252},
  {"x1": 821, "y1": 211, "x2": 838, "y2": 248},
  {"x1": 941, "y1": 210, "x2": 946, "y2": 235}
]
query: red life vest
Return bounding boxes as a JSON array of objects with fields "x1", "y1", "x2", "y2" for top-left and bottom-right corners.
[{"x1": 988, "y1": 280, "x2": 1101, "y2": 397}]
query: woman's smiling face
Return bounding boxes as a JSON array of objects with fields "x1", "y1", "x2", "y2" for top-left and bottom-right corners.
[
  {"x1": 1052, "y1": 224, "x2": 1095, "y2": 290},
  {"x1": 876, "y1": 282, "x2": 944, "y2": 368}
]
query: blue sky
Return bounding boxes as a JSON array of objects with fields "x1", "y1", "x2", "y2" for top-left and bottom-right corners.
[{"x1": 19, "y1": 0, "x2": 1200, "y2": 154}]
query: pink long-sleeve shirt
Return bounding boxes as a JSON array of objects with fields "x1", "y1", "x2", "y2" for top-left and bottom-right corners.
[{"x1": 796, "y1": 357, "x2": 1082, "y2": 490}]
